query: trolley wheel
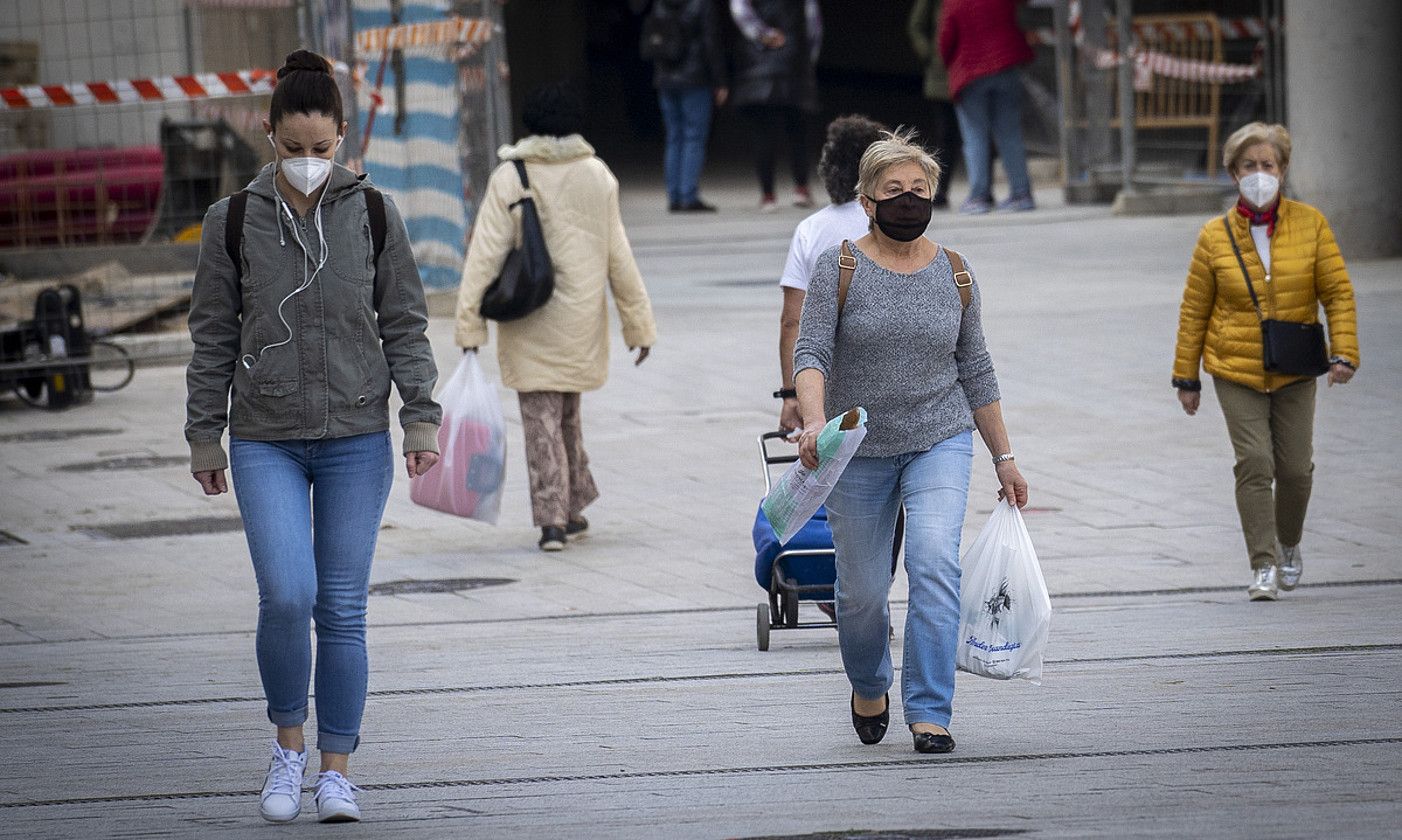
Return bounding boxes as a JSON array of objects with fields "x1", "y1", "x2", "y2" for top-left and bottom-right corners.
[
  {"x1": 756, "y1": 603, "x2": 771, "y2": 651},
  {"x1": 782, "y1": 589, "x2": 799, "y2": 628}
]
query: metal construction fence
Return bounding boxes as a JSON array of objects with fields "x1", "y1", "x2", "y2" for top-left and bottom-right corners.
[{"x1": 0, "y1": 0, "x2": 509, "y2": 279}]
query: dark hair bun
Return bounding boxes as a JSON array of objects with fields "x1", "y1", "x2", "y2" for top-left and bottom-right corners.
[{"x1": 278, "y1": 50, "x2": 332, "y2": 79}]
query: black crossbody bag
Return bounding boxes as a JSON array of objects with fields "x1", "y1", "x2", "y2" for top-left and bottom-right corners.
[
  {"x1": 1221, "y1": 216, "x2": 1330, "y2": 377},
  {"x1": 481, "y1": 160, "x2": 555, "y2": 322}
]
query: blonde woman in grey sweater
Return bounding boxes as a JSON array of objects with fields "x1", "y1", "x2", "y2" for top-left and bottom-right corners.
[{"x1": 794, "y1": 130, "x2": 1028, "y2": 754}]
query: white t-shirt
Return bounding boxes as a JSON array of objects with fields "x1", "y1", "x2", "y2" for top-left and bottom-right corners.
[
  {"x1": 779, "y1": 201, "x2": 871, "y2": 291},
  {"x1": 1250, "y1": 224, "x2": 1271, "y2": 273}
]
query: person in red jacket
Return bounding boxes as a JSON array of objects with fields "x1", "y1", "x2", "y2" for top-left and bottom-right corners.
[{"x1": 938, "y1": 0, "x2": 1035, "y2": 214}]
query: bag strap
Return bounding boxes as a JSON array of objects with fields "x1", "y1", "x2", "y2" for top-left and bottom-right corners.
[
  {"x1": 364, "y1": 187, "x2": 387, "y2": 266},
  {"x1": 945, "y1": 247, "x2": 972, "y2": 310},
  {"x1": 225, "y1": 190, "x2": 248, "y2": 279},
  {"x1": 835, "y1": 240, "x2": 972, "y2": 318},
  {"x1": 1222, "y1": 215, "x2": 1264, "y2": 321},
  {"x1": 512, "y1": 159, "x2": 530, "y2": 190},
  {"x1": 836, "y1": 240, "x2": 857, "y2": 316}
]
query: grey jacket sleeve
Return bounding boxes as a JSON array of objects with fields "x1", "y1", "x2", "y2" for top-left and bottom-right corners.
[
  {"x1": 793, "y1": 245, "x2": 840, "y2": 378},
  {"x1": 373, "y1": 193, "x2": 442, "y2": 454},
  {"x1": 954, "y1": 260, "x2": 1000, "y2": 410},
  {"x1": 184, "y1": 198, "x2": 239, "y2": 473}
]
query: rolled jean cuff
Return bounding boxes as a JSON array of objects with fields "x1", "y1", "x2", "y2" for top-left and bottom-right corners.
[
  {"x1": 317, "y1": 730, "x2": 360, "y2": 755},
  {"x1": 267, "y1": 705, "x2": 308, "y2": 728}
]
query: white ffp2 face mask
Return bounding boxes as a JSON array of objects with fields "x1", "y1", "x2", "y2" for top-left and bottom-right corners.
[
  {"x1": 1238, "y1": 171, "x2": 1279, "y2": 208},
  {"x1": 267, "y1": 134, "x2": 340, "y2": 195}
]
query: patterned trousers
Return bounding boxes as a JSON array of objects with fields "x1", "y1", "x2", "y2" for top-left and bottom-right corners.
[{"x1": 517, "y1": 391, "x2": 600, "y2": 528}]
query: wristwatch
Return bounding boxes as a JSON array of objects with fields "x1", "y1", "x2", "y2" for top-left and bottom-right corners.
[{"x1": 773, "y1": 388, "x2": 797, "y2": 399}]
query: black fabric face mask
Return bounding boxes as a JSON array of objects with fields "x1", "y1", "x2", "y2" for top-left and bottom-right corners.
[{"x1": 865, "y1": 190, "x2": 934, "y2": 242}]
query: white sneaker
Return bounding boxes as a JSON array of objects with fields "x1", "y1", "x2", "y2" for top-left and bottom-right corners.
[
  {"x1": 1247, "y1": 566, "x2": 1279, "y2": 601},
  {"x1": 314, "y1": 770, "x2": 362, "y2": 823},
  {"x1": 1278, "y1": 544, "x2": 1303, "y2": 591},
  {"x1": 259, "y1": 742, "x2": 306, "y2": 823}
]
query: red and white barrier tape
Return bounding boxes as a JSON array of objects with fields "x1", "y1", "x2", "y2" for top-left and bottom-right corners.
[
  {"x1": 355, "y1": 15, "x2": 492, "y2": 53},
  {"x1": 1, "y1": 69, "x2": 275, "y2": 111},
  {"x1": 1092, "y1": 48, "x2": 1261, "y2": 89}
]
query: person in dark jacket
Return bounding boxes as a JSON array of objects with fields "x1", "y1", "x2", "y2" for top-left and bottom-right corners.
[
  {"x1": 185, "y1": 50, "x2": 440, "y2": 824},
  {"x1": 939, "y1": 0, "x2": 1036, "y2": 214},
  {"x1": 729, "y1": 0, "x2": 822, "y2": 211},
  {"x1": 907, "y1": 0, "x2": 961, "y2": 208},
  {"x1": 643, "y1": 0, "x2": 729, "y2": 212}
]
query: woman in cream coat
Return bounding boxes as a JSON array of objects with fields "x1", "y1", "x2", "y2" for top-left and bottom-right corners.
[{"x1": 456, "y1": 82, "x2": 657, "y2": 551}]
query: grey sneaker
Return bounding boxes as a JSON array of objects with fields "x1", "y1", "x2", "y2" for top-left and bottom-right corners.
[
  {"x1": 958, "y1": 196, "x2": 993, "y2": 215},
  {"x1": 1278, "y1": 544, "x2": 1303, "y2": 591},
  {"x1": 1247, "y1": 566, "x2": 1279, "y2": 601},
  {"x1": 313, "y1": 770, "x2": 362, "y2": 823},
  {"x1": 996, "y1": 194, "x2": 1036, "y2": 212},
  {"x1": 259, "y1": 741, "x2": 306, "y2": 823}
]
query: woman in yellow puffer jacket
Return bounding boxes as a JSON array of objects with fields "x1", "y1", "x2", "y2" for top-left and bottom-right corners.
[{"x1": 1172, "y1": 122, "x2": 1359, "y2": 602}]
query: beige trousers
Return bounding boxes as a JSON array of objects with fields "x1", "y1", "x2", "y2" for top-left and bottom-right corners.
[
  {"x1": 517, "y1": 391, "x2": 599, "y2": 528},
  {"x1": 1212, "y1": 377, "x2": 1316, "y2": 570}
]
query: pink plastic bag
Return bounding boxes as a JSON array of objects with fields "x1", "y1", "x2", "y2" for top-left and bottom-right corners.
[{"x1": 410, "y1": 353, "x2": 505, "y2": 523}]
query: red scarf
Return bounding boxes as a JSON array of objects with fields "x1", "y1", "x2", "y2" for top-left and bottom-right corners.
[{"x1": 1236, "y1": 197, "x2": 1279, "y2": 237}]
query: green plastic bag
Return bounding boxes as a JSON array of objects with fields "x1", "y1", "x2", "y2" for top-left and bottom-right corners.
[{"x1": 761, "y1": 407, "x2": 867, "y2": 544}]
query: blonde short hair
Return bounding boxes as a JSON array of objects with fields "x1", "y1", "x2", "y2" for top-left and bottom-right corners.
[
  {"x1": 855, "y1": 127, "x2": 942, "y2": 200},
  {"x1": 1223, "y1": 122, "x2": 1292, "y2": 174}
]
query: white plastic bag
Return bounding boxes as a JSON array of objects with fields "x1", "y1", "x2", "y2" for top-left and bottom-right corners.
[
  {"x1": 410, "y1": 352, "x2": 506, "y2": 524},
  {"x1": 956, "y1": 502, "x2": 1051, "y2": 683},
  {"x1": 761, "y1": 407, "x2": 866, "y2": 545}
]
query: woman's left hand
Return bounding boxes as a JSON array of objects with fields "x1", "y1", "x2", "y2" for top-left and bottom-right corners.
[
  {"x1": 1328, "y1": 363, "x2": 1354, "y2": 387},
  {"x1": 405, "y1": 451, "x2": 439, "y2": 479},
  {"x1": 995, "y1": 461, "x2": 1029, "y2": 508},
  {"x1": 630, "y1": 346, "x2": 651, "y2": 366}
]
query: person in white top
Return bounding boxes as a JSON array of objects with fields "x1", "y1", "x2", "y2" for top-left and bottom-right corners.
[{"x1": 778, "y1": 115, "x2": 888, "y2": 433}]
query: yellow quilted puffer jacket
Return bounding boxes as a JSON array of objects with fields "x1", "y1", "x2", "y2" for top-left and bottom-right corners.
[{"x1": 1173, "y1": 199, "x2": 1359, "y2": 393}]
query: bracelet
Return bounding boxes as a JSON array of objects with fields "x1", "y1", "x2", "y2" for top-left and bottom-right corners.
[
  {"x1": 773, "y1": 388, "x2": 797, "y2": 399},
  {"x1": 992, "y1": 453, "x2": 1015, "y2": 465},
  {"x1": 1329, "y1": 356, "x2": 1356, "y2": 371}
]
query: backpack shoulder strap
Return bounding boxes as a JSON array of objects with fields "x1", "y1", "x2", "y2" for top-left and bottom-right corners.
[
  {"x1": 225, "y1": 190, "x2": 248, "y2": 279},
  {"x1": 836, "y1": 240, "x2": 857, "y2": 317},
  {"x1": 945, "y1": 247, "x2": 972, "y2": 309},
  {"x1": 363, "y1": 187, "x2": 387, "y2": 266}
]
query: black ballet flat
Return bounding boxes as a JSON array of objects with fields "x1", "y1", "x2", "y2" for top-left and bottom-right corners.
[
  {"x1": 912, "y1": 730, "x2": 956, "y2": 754},
  {"x1": 851, "y1": 692, "x2": 889, "y2": 745}
]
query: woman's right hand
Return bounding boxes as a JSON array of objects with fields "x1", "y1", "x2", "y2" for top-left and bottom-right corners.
[
  {"x1": 1177, "y1": 389, "x2": 1200, "y2": 416},
  {"x1": 798, "y1": 420, "x2": 824, "y2": 469},
  {"x1": 194, "y1": 469, "x2": 228, "y2": 496}
]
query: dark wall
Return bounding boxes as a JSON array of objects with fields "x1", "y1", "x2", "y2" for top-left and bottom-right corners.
[{"x1": 502, "y1": 1, "x2": 1260, "y2": 174}]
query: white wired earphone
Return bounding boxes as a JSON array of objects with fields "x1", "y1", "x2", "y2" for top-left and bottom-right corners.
[{"x1": 240, "y1": 180, "x2": 331, "y2": 371}]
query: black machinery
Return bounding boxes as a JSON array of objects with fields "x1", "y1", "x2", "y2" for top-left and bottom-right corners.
[{"x1": 0, "y1": 284, "x2": 134, "y2": 409}]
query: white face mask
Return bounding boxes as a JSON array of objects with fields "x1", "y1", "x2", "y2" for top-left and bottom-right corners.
[
  {"x1": 268, "y1": 134, "x2": 340, "y2": 196},
  {"x1": 1238, "y1": 171, "x2": 1279, "y2": 208}
]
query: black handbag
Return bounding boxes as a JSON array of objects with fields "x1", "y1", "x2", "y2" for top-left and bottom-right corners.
[
  {"x1": 480, "y1": 160, "x2": 555, "y2": 322},
  {"x1": 1222, "y1": 216, "x2": 1330, "y2": 377}
]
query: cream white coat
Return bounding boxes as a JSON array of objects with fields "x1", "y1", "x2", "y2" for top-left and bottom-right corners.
[{"x1": 454, "y1": 135, "x2": 657, "y2": 392}]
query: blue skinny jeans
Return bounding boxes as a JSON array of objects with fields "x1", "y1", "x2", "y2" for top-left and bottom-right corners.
[
  {"x1": 825, "y1": 431, "x2": 973, "y2": 728},
  {"x1": 230, "y1": 431, "x2": 393, "y2": 754}
]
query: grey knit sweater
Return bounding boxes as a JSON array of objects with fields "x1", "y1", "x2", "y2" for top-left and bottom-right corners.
[{"x1": 793, "y1": 242, "x2": 1000, "y2": 458}]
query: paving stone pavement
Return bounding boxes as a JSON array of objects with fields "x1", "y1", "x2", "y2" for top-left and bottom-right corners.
[{"x1": 1, "y1": 176, "x2": 1400, "y2": 839}]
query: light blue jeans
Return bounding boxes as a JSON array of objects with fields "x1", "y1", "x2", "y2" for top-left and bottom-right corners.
[
  {"x1": 230, "y1": 431, "x2": 394, "y2": 754},
  {"x1": 954, "y1": 68, "x2": 1032, "y2": 202},
  {"x1": 824, "y1": 431, "x2": 973, "y2": 728}
]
